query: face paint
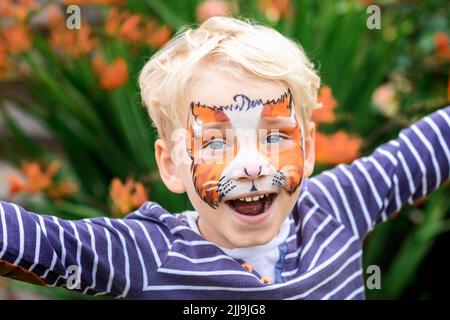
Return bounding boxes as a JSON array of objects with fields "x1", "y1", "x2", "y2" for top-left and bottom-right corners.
[{"x1": 187, "y1": 89, "x2": 304, "y2": 209}]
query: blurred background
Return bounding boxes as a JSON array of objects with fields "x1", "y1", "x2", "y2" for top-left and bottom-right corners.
[{"x1": 0, "y1": 0, "x2": 449, "y2": 299}]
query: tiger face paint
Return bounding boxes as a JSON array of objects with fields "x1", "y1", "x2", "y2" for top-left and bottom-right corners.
[{"x1": 187, "y1": 89, "x2": 304, "y2": 209}]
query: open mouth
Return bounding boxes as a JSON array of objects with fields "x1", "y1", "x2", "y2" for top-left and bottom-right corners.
[{"x1": 225, "y1": 193, "x2": 277, "y2": 216}]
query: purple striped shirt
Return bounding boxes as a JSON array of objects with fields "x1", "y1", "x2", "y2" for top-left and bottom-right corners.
[{"x1": 1, "y1": 107, "x2": 449, "y2": 299}]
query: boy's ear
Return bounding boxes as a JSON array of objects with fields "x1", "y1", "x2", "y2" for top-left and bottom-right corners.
[
  {"x1": 303, "y1": 121, "x2": 316, "y2": 178},
  {"x1": 154, "y1": 138, "x2": 186, "y2": 194}
]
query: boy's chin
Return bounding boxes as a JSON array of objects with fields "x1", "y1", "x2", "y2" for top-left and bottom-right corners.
[{"x1": 218, "y1": 195, "x2": 287, "y2": 247}]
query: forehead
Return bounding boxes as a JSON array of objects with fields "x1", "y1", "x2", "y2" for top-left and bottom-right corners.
[
  {"x1": 186, "y1": 69, "x2": 288, "y2": 115},
  {"x1": 190, "y1": 90, "x2": 294, "y2": 130}
]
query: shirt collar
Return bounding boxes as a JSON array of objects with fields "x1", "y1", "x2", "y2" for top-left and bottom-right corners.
[{"x1": 183, "y1": 210, "x2": 291, "y2": 260}]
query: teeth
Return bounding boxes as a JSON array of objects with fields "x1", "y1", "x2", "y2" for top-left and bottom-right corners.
[{"x1": 234, "y1": 194, "x2": 272, "y2": 202}]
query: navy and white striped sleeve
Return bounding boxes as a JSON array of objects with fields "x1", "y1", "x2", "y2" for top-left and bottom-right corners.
[
  {"x1": 0, "y1": 201, "x2": 167, "y2": 298},
  {"x1": 308, "y1": 106, "x2": 450, "y2": 239}
]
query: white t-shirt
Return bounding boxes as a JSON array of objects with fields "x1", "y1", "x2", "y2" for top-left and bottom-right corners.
[{"x1": 183, "y1": 210, "x2": 290, "y2": 282}]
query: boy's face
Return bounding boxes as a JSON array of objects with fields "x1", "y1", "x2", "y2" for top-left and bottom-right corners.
[{"x1": 158, "y1": 69, "x2": 315, "y2": 248}]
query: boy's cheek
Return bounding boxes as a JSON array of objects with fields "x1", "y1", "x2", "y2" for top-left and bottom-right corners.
[
  {"x1": 191, "y1": 162, "x2": 227, "y2": 208},
  {"x1": 277, "y1": 147, "x2": 304, "y2": 194},
  {"x1": 260, "y1": 141, "x2": 304, "y2": 194}
]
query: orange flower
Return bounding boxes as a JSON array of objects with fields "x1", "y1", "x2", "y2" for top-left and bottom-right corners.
[
  {"x1": 147, "y1": 25, "x2": 171, "y2": 48},
  {"x1": 105, "y1": 7, "x2": 128, "y2": 36},
  {"x1": 434, "y1": 32, "x2": 449, "y2": 50},
  {"x1": 312, "y1": 85, "x2": 361, "y2": 165},
  {"x1": 259, "y1": 0, "x2": 292, "y2": 23},
  {"x1": 434, "y1": 31, "x2": 450, "y2": 62},
  {"x1": 6, "y1": 161, "x2": 77, "y2": 199},
  {"x1": 20, "y1": 161, "x2": 60, "y2": 194},
  {"x1": 5, "y1": 173, "x2": 25, "y2": 195},
  {"x1": 0, "y1": 0, "x2": 13, "y2": 17},
  {"x1": 1, "y1": 24, "x2": 31, "y2": 54},
  {"x1": 315, "y1": 131, "x2": 362, "y2": 165},
  {"x1": 0, "y1": 0, "x2": 38, "y2": 22},
  {"x1": 196, "y1": 0, "x2": 230, "y2": 21},
  {"x1": 105, "y1": 8, "x2": 171, "y2": 47},
  {"x1": 46, "y1": 182, "x2": 78, "y2": 201},
  {"x1": 109, "y1": 177, "x2": 148, "y2": 217},
  {"x1": 119, "y1": 14, "x2": 142, "y2": 43},
  {"x1": 49, "y1": 22, "x2": 96, "y2": 56},
  {"x1": 313, "y1": 86, "x2": 337, "y2": 124},
  {"x1": 92, "y1": 56, "x2": 128, "y2": 90},
  {"x1": 129, "y1": 183, "x2": 147, "y2": 207}
]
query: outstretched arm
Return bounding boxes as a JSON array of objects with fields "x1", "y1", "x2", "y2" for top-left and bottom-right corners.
[
  {"x1": 308, "y1": 106, "x2": 450, "y2": 239},
  {"x1": 0, "y1": 201, "x2": 167, "y2": 298}
]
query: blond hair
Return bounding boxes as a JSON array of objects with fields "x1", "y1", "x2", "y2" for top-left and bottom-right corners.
[{"x1": 139, "y1": 16, "x2": 321, "y2": 143}]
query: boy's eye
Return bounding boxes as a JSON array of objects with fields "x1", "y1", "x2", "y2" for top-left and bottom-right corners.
[
  {"x1": 266, "y1": 133, "x2": 287, "y2": 144},
  {"x1": 204, "y1": 139, "x2": 227, "y2": 150}
]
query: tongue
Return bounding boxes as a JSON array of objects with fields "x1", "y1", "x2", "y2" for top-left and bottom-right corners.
[{"x1": 231, "y1": 199, "x2": 265, "y2": 216}]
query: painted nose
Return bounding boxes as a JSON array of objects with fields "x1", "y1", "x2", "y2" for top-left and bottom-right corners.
[
  {"x1": 232, "y1": 163, "x2": 263, "y2": 180},
  {"x1": 244, "y1": 164, "x2": 263, "y2": 178}
]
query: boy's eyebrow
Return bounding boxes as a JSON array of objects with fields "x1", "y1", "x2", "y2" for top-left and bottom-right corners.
[
  {"x1": 198, "y1": 120, "x2": 232, "y2": 129},
  {"x1": 259, "y1": 116, "x2": 296, "y2": 127}
]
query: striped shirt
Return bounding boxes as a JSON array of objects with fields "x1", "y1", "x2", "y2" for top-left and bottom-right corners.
[{"x1": 0, "y1": 107, "x2": 449, "y2": 300}]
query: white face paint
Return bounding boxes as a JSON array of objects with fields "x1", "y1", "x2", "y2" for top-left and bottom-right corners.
[{"x1": 219, "y1": 99, "x2": 280, "y2": 200}]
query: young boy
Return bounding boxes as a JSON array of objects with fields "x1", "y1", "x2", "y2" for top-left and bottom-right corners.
[{"x1": 0, "y1": 16, "x2": 449, "y2": 300}]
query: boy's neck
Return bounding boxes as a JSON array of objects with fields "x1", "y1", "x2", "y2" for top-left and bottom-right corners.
[{"x1": 196, "y1": 215, "x2": 288, "y2": 249}]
